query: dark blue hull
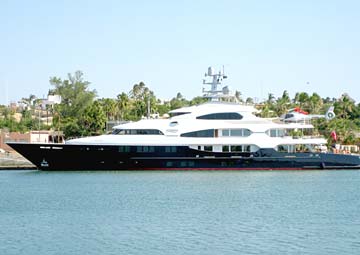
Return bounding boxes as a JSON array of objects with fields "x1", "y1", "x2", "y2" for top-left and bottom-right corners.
[{"x1": 7, "y1": 143, "x2": 360, "y2": 170}]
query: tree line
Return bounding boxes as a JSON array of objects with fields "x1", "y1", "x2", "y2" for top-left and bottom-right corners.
[{"x1": 1, "y1": 71, "x2": 360, "y2": 145}]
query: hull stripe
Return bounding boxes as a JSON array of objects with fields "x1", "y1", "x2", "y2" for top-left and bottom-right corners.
[{"x1": 128, "y1": 167, "x2": 316, "y2": 171}]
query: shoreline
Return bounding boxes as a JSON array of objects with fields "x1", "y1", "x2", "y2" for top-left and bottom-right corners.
[
  {"x1": 0, "y1": 152, "x2": 36, "y2": 170},
  {"x1": 0, "y1": 166, "x2": 37, "y2": 170}
]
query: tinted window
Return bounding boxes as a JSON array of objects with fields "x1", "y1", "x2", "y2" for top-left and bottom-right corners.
[
  {"x1": 118, "y1": 146, "x2": 130, "y2": 153},
  {"x1": 222, "y1": 145, "x2": 229, "y2": 152},
  {"x1": 222, "y1": 130, "x2": 230, "y2": 136},
  {"x1": 204, "y1": 146, "x2": 213, "y2": 151},
  {"x1": 113, "y1": 129, "x2": 164, "y2": 135},
  {"x1": 136, "y1": 146, "x2": 155, "y2": 153},
  {"x1": 196, "y1": 112, "x2": 243, "y2": 120},
  {"x1": 231, "y1": 145, "x2": 243, "y2": 152},
  {"x1": 243, "y1": 129, "x2": 251, "y2": 136},
  {"x1": 169, "y1": 112, "x2": 190, "y2": 117},
  {"x1": 231, "y1": 129, "x2": 242, "y2": 136},
  {"x1": 165, "y1": 146, "x2": 177, "y2": 153},
  {"x1": 267, "y1": 129, "x2": 285, "y2": 137},
  {"x1": 181, "y1": 129, "x2": 215, "y2": 137},
  {"x1": 222, "y1": 129, "x2": 252, "y2": 137},
  {"x1": 270, "y1": 129, "x2": 277, "y2": 137}
]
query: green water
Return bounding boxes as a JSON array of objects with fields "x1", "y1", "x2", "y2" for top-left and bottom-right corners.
[{"x1": 1, "y1": 170, "x2": 360, "y2": 254}]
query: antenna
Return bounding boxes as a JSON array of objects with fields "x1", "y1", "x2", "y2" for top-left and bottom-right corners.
[
  {"x1": 222, "y1": 65, "x2": 227, "y2": 79},
  {"x1": 5, "y1": 79, "x2": 9, "y2": 106},
  {"x1": 202, "y1": 66, "x2": 233, "y2": 102}
]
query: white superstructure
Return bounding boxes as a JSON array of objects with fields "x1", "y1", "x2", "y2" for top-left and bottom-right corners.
[{"x1": 67, "y1": 67, "x2": 327, "y2": 153}]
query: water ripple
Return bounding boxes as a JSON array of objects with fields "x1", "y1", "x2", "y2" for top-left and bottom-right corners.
[{"x1": 1, "y1": 170, "x2": 360, "y2": 254}]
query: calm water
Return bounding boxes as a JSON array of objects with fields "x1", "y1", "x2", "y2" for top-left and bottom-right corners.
[{"x1": 1, "y1": 170, "x2": 360, "y2": 255}]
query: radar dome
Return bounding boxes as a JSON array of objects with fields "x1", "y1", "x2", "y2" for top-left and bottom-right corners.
[{"x1": 207, "y1": 67, "x2": 214, "y2": 76}]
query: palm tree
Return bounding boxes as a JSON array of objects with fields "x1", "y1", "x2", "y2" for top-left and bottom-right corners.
[
  {"x1": 116, "y1": 93, "x2": 129, "y2": 120},
  {"x1": 259, "y1": 103, "x2": 274, "y2": 118},
  {"x1": 293, "y1": 92, "x2": 300, "y2": 105},
  {"x1": 275, "y1": 90, "x2": 291, "y2": 116},
  {"x1": 245, "y1": 97, "x2": 254, "y2": 104},
  {"x1": 101, "y1": 98, "x2": 117, "y2": 121},
  {"x1": 235, "y1": 91, "x2": 242, "y2": 103},
  {"x1": 266, "y1": 93, "x2": 275, "y2": 105},
  {"x1": 130, "y1": 82, "x2": 146, "y2": 100},
  {"x1": 21, "y1": 94, "x2": 37, "y2": 111},
  {"x1": 298, "y1": 92, "x2": 309, "y2": 109},
  {"x1": 308, "y1": 93, "x2": 323, "y2": 114},
  {"x1": 335, "y1": 94, "x2": 355, "y2": 119}
]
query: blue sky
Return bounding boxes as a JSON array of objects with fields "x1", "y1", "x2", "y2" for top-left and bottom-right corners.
[{"x1": 1, "y1": 0, "x2": 359, "y2": 105}]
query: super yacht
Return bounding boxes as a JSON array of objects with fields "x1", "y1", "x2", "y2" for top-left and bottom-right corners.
[{"x1": 7, "y1": 67, "x2": 360, "y2": 170}]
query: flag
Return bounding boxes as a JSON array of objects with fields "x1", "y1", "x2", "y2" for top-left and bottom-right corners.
[{"x1": 330, "y1": 130, "x2": 337, "y2": 141}]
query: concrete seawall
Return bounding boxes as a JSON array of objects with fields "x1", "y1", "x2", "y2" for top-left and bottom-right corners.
[{"x1": 0, "y1": 152, "x2": 37, "y2": 170}]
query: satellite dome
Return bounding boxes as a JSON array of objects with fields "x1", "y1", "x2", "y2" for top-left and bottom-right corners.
[{"x1": 222, "y1": 86, "x2": 230, "y2": 95}]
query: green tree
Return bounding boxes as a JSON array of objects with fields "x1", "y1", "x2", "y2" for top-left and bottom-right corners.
[
  {"x1": 298, "y1": 92, "x2": 309, "y2": 109},
  {"x1": 266, "y1": 93, "x2": 276, "y2": 105},
  {"x1": 275, "y1": 90, "x2": 291, "y2": 116},
  {"x1": 20, "y1": 94, "x2": 37, "y2": 111},
  {"x1": 99, "y1": 98, "x2": 117, "y2": 121},
  {"x1": 156, "y1": 100, "x2": 171, "y2": 116},
  {"x1": 259, "y1": 103, "x2": 275, "y2": 118},
  {"x1": 314, "y1": 117, "x2": 360, "y2": 145},
  {"x1": 19, "y1": 109, "x2": 38, "y2": 131},
  {"x1": 350, "y1": 103, "x2": 360, "y2": 120},
  {"x1": 128, "y1": 82, "x2": 157, "y2": 120},
  {"x1": 116, "y1": 92, "x2": 130, "y2": 120},
  {"x1": 50, "y1": 71, "x2": 96, "y2": 120},
  {"x1": 245, "y1": 97, "x2": 254, "y2": 104},
  {"x1": 62, "y1": 118, "x2": 81, "y2": 139},
  {"x1": 190, "y1": 96, "x2": 207, "y2": 106},
  {"x1": 258, "y1": 93, "x2": 277, "y2": 118},
  {"x1": 334, "y1": 94, "x2": 355, "y2": 119},
  {"x1": 235, "y1": 90, "x2": 243, "y2": 102},
  {"x1": 49, "y1": 71, "x2": 97, "y2": 137},
  {"x1": 170, "y1": 92, "x2": 189, "y2": 110},
  {"x1": 308, "y1": 93, "x2": 323, "y2": 114},
  {"x1": 79, "y1": 100, "x2": 107, "y2": 136},
  {"x1": 129, "y1": 82, "x2": 146, "y2": 100}
]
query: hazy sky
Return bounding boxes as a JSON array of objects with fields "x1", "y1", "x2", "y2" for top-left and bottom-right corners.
[{"x1": 1, "y1": 0, "x2": 359, "y2": 105}]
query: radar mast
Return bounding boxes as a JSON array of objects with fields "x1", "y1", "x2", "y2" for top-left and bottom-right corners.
[{"x1": 202, "y1": 66, "x2": 234, "y2": 102}]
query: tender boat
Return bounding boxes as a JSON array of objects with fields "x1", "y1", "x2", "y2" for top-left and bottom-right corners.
[{"x1": 7, "y1": 67, "x2": 360, "y2": 170}]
